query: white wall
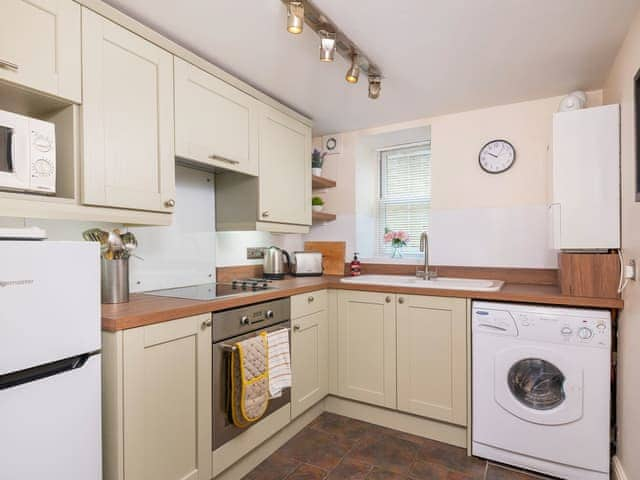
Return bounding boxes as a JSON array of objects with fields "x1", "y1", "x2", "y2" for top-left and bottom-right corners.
[
  {"x1": 603, "y1": 9, "x2": 640, "y2": 480},
  {"x1": 308, "y1": 91, "x2": 602, "y2": 267}
]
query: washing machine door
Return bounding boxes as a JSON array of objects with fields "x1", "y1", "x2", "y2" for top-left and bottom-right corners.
[{"x1": 494, "y1": 346, "x2": 583, "y2": 425}]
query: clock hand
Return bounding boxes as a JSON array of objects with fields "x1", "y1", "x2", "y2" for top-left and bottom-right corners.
[{"x1": 487, "y1": 152, "x2": 498, "y2": 158}]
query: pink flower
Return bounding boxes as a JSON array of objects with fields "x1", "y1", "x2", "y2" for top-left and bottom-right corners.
[
  {"x1": 384, "y1": 232, "x2": 393, "y2": 243},
  {"x1": 398, "y1": 231, "x2": 409, "y2": 242}
]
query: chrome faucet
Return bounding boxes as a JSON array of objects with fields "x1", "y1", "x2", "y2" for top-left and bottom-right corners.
[{"x1": 417, "y1": 231, "x2": 437, "y2": 280}]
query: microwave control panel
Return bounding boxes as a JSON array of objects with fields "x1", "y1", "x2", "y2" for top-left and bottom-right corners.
[{"x1": 29, "y1": 119, "x2": 56, "y2": 193}]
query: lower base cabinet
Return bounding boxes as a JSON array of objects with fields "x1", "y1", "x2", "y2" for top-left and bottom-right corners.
[
  {"x1": 291, "y1": 291, "x2": 329, "y2": 419},
  {"x1": 103, "y1": 314, "x2": 212, "y2": 480},
  {"x1": 397, "y1": 295, "x2": 468, "y2": 425},
  {"x1": 336, "y1": 290, "x2": 469, "y2": 425}
]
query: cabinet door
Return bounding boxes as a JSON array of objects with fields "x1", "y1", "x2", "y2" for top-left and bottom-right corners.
[
  {"x1": 81, "y1": 8, "x2": 175, "y2": 213},
  {"x1": 397, "y1": 295, "x2": 467, "y2": 425},
  {"x1": 175, "y1": 58, "x2": 258, "y2": 176},
  {"x1": 123, "y1": 314, "x2": 212, "y2": 480},
  {"x1": 337, "y1": 291, "x2": 396, "y2": 408},
  {"x1": 291, "y1": 309, "x2": 329, "y2": 419},
  {"x1": 258, "y1": 106, "x2": 311, "y2": 226},
  {"x1": 0, "y1": 0, "x2": 81, "y2": 102}
]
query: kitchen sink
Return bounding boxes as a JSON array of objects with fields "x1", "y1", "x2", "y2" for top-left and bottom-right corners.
[{"x1": 340, "y1": 274, "x2": 504, "y2": 292}]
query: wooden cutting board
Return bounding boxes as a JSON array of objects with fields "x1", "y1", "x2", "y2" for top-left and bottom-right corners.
[{"x1": 304, "y1": 241, "x2": 346, "y2": 276}]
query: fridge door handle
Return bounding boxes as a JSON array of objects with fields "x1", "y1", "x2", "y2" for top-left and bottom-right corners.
[{"x1": 0, "y1": 353, "x2": 94, "y2": 390}]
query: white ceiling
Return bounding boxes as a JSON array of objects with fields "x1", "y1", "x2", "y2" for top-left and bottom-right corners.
[{"x1": 104, "y1": 0, "x2": 639, "y2": 135}]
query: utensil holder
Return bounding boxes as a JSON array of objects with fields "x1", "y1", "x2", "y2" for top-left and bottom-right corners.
[{"x1": 101, "y1": 258, "x2": 129, "y2": 304}]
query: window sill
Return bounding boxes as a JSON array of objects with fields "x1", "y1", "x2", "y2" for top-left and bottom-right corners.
[{"x1": 360, "y1": 256, "x2": 423, "y2": 265}]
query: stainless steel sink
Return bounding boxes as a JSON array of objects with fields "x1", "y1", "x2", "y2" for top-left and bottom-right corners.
[{"x1": 340, "y1": 274, "x2": 504, "y2": 292}]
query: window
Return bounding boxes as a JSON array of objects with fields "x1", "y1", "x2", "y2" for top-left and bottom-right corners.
[{"x1": 376, "y1": 143, "x2": 431, "y2": 257}]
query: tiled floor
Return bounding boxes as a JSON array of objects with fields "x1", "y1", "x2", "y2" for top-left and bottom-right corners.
[{"x1": 243, "y1": 413, "x2": 554, "y2": 480}]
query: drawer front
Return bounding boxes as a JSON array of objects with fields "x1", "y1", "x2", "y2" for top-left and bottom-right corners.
[{"x1": 291, "y1": 289, "x2": 327, "y2": 318}]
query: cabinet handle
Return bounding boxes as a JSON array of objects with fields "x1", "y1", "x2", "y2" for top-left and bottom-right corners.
[
  {"x1": 201, "y1": 319, "x2": 212, "y2": 330},
  {"x1": 209, "y1": 154, "x2": 240, "y2": 165},
  {"x1": 307, "y1": 296, "x2": 314, "y2": 303},
  {"x1": 165, "y1": 199, "x2": 176, "y2": 207},
  {"x1": 0, "y1": 59, "x2": 18, "y2": 71},
  {"x1": 385, "y1": 296, "x2": 391, "y2": 303},
  {"x1": 262, "y1": 211, "x2": 270, "y2": 218},
  {"x1": 293, "y1": 324, "x2": 301, "y2": 332},
  {"x1": 398, "y1": 297, "x2": 405, "y2": 304}
]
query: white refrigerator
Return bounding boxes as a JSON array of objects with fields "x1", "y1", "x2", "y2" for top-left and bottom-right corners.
[{"x1": 0, "y1": 241, "x2": 102, "y2": 479}]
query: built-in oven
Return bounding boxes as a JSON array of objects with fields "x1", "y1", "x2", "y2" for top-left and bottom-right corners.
[{"x1": 212, "y1": 298, "x2": 291, "y2": 450}]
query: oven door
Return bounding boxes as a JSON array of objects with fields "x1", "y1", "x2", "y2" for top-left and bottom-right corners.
[
  {"x1": 0, "y1": 111, "x2": 29, "y2": 192},
  {"x1": 212, "y1": 321, "x2": 291, "y2": 450}
]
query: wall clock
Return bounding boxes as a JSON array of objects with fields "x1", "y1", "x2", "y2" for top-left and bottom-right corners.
[
  {"x1": 321, "y1": 134, "x2": 342, "y2": 155},
  {"x1": 478, "y1": 139, "x2": 516, "y2": 174}
]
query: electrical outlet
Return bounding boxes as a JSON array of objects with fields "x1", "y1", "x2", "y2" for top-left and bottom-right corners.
[{"x1": 247, "y1": 247, "x2": 265, "y2": 260}]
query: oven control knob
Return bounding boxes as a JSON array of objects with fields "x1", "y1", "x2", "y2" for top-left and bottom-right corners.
[
  {"x1": 265, "y1": 310, "x2": 274, "y2": 319},
  {"x1": 240, "y1": 315, "x2": 250, "y2": 326},
  {"x1": 561, "y1": 327, "x2": 572, "y2": 336},
  {"x1": 578, "y1": 327, "x2": 593, "y2": 340}
]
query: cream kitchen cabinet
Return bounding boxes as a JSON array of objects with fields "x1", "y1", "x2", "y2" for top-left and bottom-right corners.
[
  {"x1": 336, "y1": 291, "x2": 397, "y2": 409},
  {"x1": 258, "y1": 105, "x2": 312, "y2": 226},
  {"x1": 396, "y1": 295, "x2": 468, "y2": 425},
  {"x1": 81, "y1": 8, "x2": 175, "y2": 213},
  {"x1": 0, "y1": 0, "x2": 81, "y2": 102},
  {"x1": 175, "y1": 57, "x2": 258, "y2": 176},
  {"x1": 291, "y1": 291, "x2": 329, "y2": 419},
  {"x1": 102, "y1": 314, "x2": 212, "y2": 480}
]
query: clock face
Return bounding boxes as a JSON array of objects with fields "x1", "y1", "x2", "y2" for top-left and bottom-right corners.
[
  {"x1": 478, "y1": 140, "x2": 516, "y2": 174},
  {"x1": 325, "y1": 137, "x2": 337, "y2": 151}
]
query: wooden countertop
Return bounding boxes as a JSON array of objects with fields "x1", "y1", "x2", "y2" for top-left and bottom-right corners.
[{"x1": 102, "y1": 275, "x2": 624, "y2": 331}]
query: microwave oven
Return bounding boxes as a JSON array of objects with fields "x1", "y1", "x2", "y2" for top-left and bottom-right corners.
[{"x1": 0, "y1": 109, "x2": 56, "y2": 194}]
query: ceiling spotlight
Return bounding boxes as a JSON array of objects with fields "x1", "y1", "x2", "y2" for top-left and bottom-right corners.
[
  {"x1": 286, "y1": 1, "x2": 304, "y2": 34},
  {"x1": 319, "y1": 31, "x2": 336, "y2": 62},
  {"x1": 368, "y1": 75, "x2": 382, "y2": 99},
  {"x1": 345, "y1": 54, "x2": 360, "y2": 84}
]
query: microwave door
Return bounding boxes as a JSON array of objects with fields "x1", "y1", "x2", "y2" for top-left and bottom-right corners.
[{"x1": 0, "y1": 126, "x2": 14, "y2": 174}]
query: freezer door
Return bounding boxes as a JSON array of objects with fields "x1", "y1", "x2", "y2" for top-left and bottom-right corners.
[
  {"x1": 0, "y1": 241, "x2": 100, "y2": 374},
  {"x1": 0, "y1": 354, "x2": 102, "y2": 479}
]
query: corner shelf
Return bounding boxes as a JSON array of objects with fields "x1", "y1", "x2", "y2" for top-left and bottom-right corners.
[
  {"x1": 312, "y1": 211, "x2": 337, "y2": 223},
  {"x1": 312, "y1": 175, "x2": 336, "y2": 189}
]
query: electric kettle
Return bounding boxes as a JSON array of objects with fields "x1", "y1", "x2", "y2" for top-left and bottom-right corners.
[{"x1": 263, "y1": 246, "x2": 290, "y2": 279}]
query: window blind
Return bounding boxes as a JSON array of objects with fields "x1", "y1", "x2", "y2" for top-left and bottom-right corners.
[{"x1": 377, "y1": 143, "x2": 431, "y2": 257}]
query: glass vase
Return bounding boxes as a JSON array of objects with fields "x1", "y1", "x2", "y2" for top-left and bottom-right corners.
[{"x1": 391, "y1": 245, "x2": 403, "y2": 258}]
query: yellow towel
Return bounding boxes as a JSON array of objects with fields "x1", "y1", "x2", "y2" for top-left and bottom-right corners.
[{"x1": 230, "y1": 333, "x2": 270, "y2": 427}]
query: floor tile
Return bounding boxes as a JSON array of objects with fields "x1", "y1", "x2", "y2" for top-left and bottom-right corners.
[
  {"x1": 326, "y1": 457, "x2": 373, "y2": 479},
  {"x1": 408, "y1": 459, "x2": 451, "y2": 479},
  {"x1": 365, "y1": 467, "x2": 410, "y2": 479},
  {"x1": 243, "y1": 451, "x2": 300, "y2": 480},
  {"x1": 310, "y1": 412, "x2": 374, "y2": 445},
  {"x1": 346, "y1": 433, "x2": 418, "y2": 474},
  {"x1": 277, "y1": 427, "x2": 352, "y2": 471},
  {"x1": 286, "y1": 463, "x2": 328, "y2": 480},
  {"x1": 415, "y1": 439, "x2": 485, "y2": 479},
  {"x1": 485, "y1": 463, "x2": 552, "y2": 479}
]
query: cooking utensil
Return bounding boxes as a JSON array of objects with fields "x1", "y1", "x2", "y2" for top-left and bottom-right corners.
[
  {"x1": 82, "y1": 228, "x2": 109, "y2": 255},
  {"x1": 107, "y1": 230, "x2": 125, "y2": 259},
  {"x1": 120, "y1": 232, "x2": 138, "y2": 255}
]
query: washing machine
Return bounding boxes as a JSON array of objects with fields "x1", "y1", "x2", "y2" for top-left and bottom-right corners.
[{"x1": 472, "y1": 301, "x2": 611, "y2": 480}]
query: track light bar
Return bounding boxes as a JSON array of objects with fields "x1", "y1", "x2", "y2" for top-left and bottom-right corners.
[{"x1": 282, "y1": 0, "x2": 383, "y2": 98}]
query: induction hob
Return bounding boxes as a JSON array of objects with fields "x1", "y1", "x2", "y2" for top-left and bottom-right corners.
[{"x1": 145, "y1": 279, "x2": 275, "y2": 301}]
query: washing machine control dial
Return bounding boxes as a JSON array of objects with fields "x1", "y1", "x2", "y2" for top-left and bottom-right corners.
[
  {"x1": 560, "y1": 327, "x2": 573, "y2": 336},
  {"x1": 578, "y1": 327, "x2": 593, "y2": 340}
]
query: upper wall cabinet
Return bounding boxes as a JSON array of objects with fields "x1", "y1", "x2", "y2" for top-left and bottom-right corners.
[
  {"x1": 259, "y1": 106, "x2": 311, "y2": 226},
  {"x1": 175, "y1": 58, "x2": 258, "y2": 176},
  {"x1": 0, "y1": 0, "x2": 81, "y2": 103},
  {"x1": 81, "y1": 8, "x2": 175, "y2": 213}
]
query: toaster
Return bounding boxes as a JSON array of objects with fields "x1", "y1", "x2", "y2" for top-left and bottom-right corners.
[{"x1": 290, "y1": 251, "x2": 323, "y2": 276}]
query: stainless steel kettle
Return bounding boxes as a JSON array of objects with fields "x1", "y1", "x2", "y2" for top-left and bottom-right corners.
[{"x1": 263, "y1": 246, "x2": 290, "y2": 279}]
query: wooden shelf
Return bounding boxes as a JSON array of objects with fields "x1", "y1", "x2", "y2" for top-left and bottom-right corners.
[
  {"x1": 312, "y1": 175, "x2": 337, "y2": 189},
  {"x1": 312, "y1": 211, "x2": 337, "y2": 222}
]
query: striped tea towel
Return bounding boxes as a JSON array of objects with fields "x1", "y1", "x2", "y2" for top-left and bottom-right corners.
[{"x1": 267, "y1": 328, "x2": 292, "y2": 398}]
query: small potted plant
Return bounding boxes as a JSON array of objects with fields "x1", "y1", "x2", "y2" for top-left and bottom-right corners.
[
  {"x1": 312, "y1": 148, "x2": 327, "y2": 176},
  {"x1": 312, "y1": 196, "x2": 325, "y2": 212},
  {"x1": 384, "y1": 228, "x2": 409, "y2": 258}
]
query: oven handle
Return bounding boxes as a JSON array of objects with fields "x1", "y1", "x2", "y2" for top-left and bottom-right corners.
[{"x1": 220, "y1": 327, "x2": 291, "y2": 352}]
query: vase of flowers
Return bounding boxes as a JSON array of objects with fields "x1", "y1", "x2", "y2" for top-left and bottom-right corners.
[
  {"x1": 312, "y1": 148, "x2": 327, "y2": 176},
  {"x1": 384, "y1": 229, "x2": 409, "y2": 258}
]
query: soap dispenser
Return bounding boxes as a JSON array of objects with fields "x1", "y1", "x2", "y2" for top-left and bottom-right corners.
[{"x1": 350, "y1": 252, "x2": 361, "y2": 276}]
